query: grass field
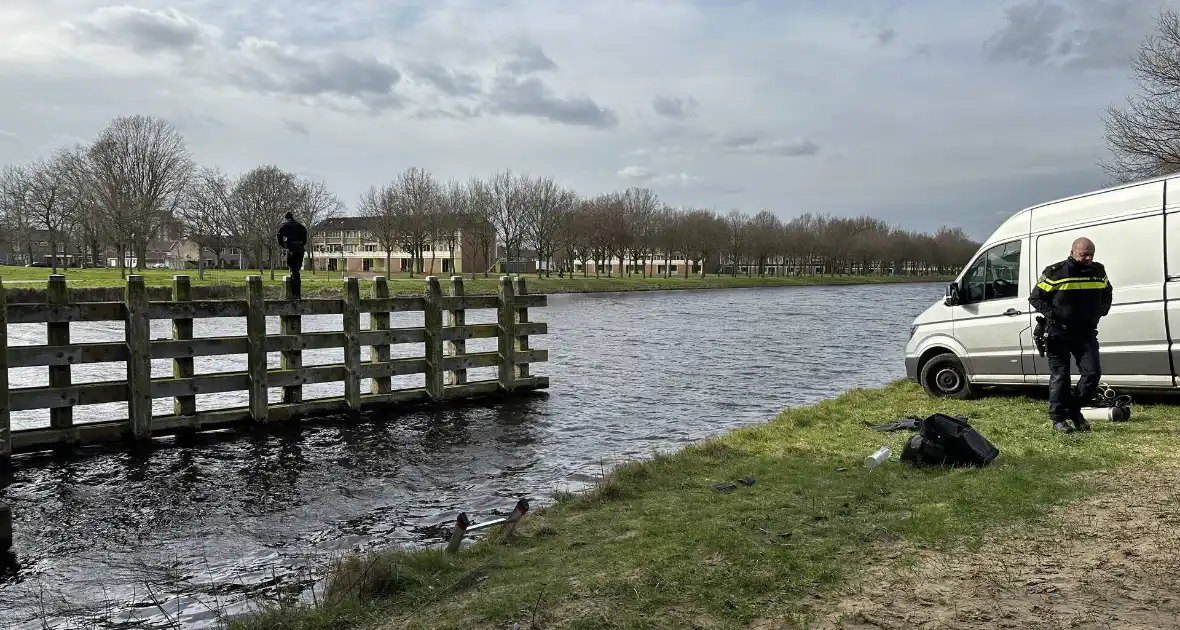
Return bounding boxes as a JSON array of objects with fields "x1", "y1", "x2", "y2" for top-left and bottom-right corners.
[
  {"x1": 0, "y1": 267, "x2": 952, "y2": 298},
  {"x1": 228, "y1": 380, "x2": 1180, "y2": 629}
]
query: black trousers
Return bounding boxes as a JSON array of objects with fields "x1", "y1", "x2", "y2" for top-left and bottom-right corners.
[
  {"x1": 1045, "y1": 333, "x2": 1102, "y2": 421},
  {"x1": 286, "y1": 248, "x2": 304, "y2": 297}
]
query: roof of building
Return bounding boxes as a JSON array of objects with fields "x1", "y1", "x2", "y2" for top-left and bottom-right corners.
[{"x1": 318, "y1": 216, "x2": 376, "y2": 230}]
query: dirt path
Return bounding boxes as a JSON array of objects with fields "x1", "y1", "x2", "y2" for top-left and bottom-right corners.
[{"x1": 812, "y1": 465, "x2": 1180, "y2": 630}]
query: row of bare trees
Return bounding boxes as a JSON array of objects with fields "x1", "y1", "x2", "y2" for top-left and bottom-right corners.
[
  {"x1": 0, "y1": 114, "x2": 980, "y2": 281},
  {"x1": 356, "y1": 166, "x2": 979, "y2": 279},
  {"x1": 0, "y1": 115, "x2": 345, "y2": 278}
]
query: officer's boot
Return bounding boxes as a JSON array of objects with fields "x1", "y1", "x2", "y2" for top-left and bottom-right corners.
[
  {"x1": 1054, "y1": 420, "x2": 1074, "y2": 434},
  {"x1": 1072, "y1": 409, "x2": 1092, "y2": 432}
]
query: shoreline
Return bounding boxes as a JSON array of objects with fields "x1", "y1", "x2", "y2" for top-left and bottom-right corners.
[
  {"x1": 223, "y1": 379, "x2": 1171, "y2": 630},
  {"x1": 0, "y1": 273, "x2": 954, "y2": 301}
]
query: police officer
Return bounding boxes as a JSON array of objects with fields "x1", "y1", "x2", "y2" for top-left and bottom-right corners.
[
  {"x1": 276, "y1": 212, "x2": 309, "y2": 299},
  {"x1": 1028, "y1": 237, "x2": 1113, "y2": 433}
]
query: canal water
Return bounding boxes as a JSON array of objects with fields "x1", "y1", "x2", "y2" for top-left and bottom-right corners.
[{"x1": 0, "y1": 281, "x2": 944, "y2": 628}]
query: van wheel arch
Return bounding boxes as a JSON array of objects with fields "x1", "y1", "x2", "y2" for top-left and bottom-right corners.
[{"x1": 918, "y1": 349, "x2": 975, "y2": 399}]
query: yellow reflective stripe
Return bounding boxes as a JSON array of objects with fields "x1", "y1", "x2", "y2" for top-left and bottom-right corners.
[
  {"x1": 1040, "y1": 275, "x2": 1106, "y2": 285},
  {"x1": 1054, "y1": 281, "x2": 1108, "y2": 290},
  {"x1": 1036, "y1": 281, "x2": 1056, "y2": 291}
]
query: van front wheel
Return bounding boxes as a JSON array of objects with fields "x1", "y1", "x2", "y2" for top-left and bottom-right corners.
[{"x1": 919, "y1": 352, "x2": 974, "y2": 399}]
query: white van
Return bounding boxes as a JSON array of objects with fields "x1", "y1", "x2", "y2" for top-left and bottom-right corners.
[{"x1": 905, "y1": 173, "x2": 1179, "y2": 398}]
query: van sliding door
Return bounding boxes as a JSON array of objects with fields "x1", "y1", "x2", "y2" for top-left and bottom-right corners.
[{"x1": 1163, "y1": 178, "x2": 1180, "y2": 386}]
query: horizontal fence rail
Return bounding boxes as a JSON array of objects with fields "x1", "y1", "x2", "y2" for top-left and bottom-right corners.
[{"x1": 0, "y1": 274, "x2": 549, "y2": 463}]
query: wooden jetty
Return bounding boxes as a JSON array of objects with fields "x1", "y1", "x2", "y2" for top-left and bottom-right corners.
[{"x1": 0, "y1": 274, "x2": 548, "y2": 466}]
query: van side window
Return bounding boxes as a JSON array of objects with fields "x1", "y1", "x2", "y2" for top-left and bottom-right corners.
[{"x1": 961, "y1": 240, "x2": 1022, "y2": 304}]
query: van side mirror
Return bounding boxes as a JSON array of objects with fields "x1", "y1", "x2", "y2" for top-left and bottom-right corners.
[{"x1": 944, "y1": 282, "x2": 960, "y2": 307}]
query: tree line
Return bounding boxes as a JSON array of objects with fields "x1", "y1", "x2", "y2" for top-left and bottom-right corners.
[
  {"x1": 0, "y1": 114, "x2": 981, "y2": 280},
  {"x1": 350, "y1": 167, "x2": 981, "y2": 278},
  {"x1": 0, "y1": 115, "x2": 347, "y2": 279}
]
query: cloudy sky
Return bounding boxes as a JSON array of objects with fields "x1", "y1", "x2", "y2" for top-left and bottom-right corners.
[{"x1": 0, "y1": 0, "x2": 1172, "y2": 240}]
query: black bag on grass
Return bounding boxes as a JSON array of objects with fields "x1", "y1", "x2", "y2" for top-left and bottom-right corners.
[{"x1": 900, "y1": 413, "x2": 999, "y2": 468}]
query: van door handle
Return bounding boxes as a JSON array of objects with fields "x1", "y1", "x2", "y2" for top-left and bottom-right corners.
[{"x1": 1004, "y1": 308, "x2": 1021, "y2": 316}]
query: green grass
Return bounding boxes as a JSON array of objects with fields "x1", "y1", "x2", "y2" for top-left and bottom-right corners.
[
  {"x1": 226, "y1": 380, "x2": 1176, "y2": 629},
  {"x1": 0, "y1": 267, "x2": 951, "y2": 298}
]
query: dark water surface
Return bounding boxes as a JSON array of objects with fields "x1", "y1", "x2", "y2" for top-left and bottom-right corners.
[{"x1": 0, "y1": 282, "x2": 943, "y2": 628}]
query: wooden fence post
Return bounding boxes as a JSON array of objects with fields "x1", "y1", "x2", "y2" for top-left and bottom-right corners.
[
  {"x1": 369, "y1": 277, "x2": 391, "y2": 395},
  {"x1": 0, "y1": 502, "x2": 10, "y2": 558},
  {"x1": 125, "y1": 275, "x2": 152, "y2": 440},
  {"x1": 497, "y1": 276, "x2": 516, "y2": 392},
  {"x1": 447, "y1": 276, "x2": 467, "y2": 386},
  {"x1": 343, "y1": 277, "x2": 361, "y2": 410},
  {"x1": 281, "y1": 276, "x2": 302, "y2": 404},
  {"x1": 514, "y1": 276, "x2": 531, "y2": 380},
  {"x1": 172, "y1": 275, "x2": 196, "y2": 416},
  {"x1": 47, "y1": 275, "x2": 72, "y2": 431},
  {"x1": 424, "y1": 276, "x2": 444, "y2": 401},
  {"x1": 246, "y1": 275, "x2": 267, "y2": 423},
  {"x1": 0, "y1": 278, "x2": 9, "y2": 469}
]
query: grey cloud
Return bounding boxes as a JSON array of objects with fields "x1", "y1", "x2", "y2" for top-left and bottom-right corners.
[
  {"x1": 983, "y1": 0, "x2": 1159, "y2": 69},
  {"x1": 486, "y1": 76, "x2": 617, "y2": 129},
  {"x1": 652, "y1": 95, "x2": 698, "y2": 119},
  {"x1": 503, "y1": 43, "x2": 558, "y2": 75},
  {"x1": 0, "y1": 130, "x2": 22, "y2": 148},
  {"x1": 983, "y1": 0, "x2": 1070, "y2": 65},
  {"x1": 170, "y1": 111, "x2": 223, "y2": 133},
  {"x1": 283, "y1": 119, "x2": 310, "y2": 135},
  {"x1": 73, "y1": 8, "x2": 404, "y2": 111},
  {"x1": 225, "y1": 40, "x2": 404, "y2": 110},
  {"x1": 876, "y1": 28, "x2": 897, "y2": 46},
  {"x1": 616, "y1": 166, "x2": 696, "y2": 187},
  {"x1": 76, "y1": 6, "x2": 213, "y2": 55},
  {"x1": 721, "y1": 134, "x2": 819, "y2": 157},
  {"x1": 413, "y1": 104, "x2": 483, "y2": 120},
  {"x1": 409, "y1": 61, "x2": 482, "y2": 97}
]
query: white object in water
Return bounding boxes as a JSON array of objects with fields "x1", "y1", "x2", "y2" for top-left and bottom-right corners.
[{"x1": 864, "y1": 446, "x2": 891, "y2": 468}]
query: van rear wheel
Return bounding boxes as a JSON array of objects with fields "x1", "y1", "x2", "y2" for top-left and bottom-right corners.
[{"x1": 919, "y1": 352, "x2": 974, "y2": 399}]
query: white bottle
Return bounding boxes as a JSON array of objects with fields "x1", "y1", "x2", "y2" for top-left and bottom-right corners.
[{"x1": 864, "y1": 446, "x2": 891, "y2": 468}]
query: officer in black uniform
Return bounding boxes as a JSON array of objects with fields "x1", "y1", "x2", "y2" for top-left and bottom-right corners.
[
  {"x1": 1028, "y1": 237, "x2": 1113, "y2": 433},
  {"x1": 276, "y1": 212, "x2": 309, "y2": 299}
]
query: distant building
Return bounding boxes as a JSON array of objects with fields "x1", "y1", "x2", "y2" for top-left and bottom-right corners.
[{"x1": 311, "y1": 216, "x2": 493, "y2": 275}]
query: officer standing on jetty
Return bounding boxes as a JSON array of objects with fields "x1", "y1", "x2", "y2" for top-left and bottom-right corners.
[
  {"x1": 276, "y1": 212, "x2": 308, "y2": 299},
  {"x1": 1028, "y1": 236, "x2": 1113, "y2": 434}
]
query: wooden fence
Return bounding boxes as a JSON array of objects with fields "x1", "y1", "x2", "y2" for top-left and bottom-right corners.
[{"x1": 0, "y1": 274, "x2": 548, "y2": 464}]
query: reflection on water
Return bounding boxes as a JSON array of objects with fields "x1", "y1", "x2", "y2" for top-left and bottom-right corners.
[{"x1": 0, "y1": 282, "x2": 943, "y2": 628}]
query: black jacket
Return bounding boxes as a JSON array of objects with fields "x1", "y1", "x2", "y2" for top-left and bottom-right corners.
[
  {"x1": 277, "y1": 217, "x2": 308, "y2": 251},
  {"x1": 1028, "y1": 257, "x2": 1113, "y2": 334}
]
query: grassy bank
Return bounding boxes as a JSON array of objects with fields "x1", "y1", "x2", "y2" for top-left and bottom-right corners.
[
  {"x1": 229, "y1": 381, "x2": 1176, "y2": 629},
  {"x1": 0, "y1": 267, "x2": 951, "y2": 299}
]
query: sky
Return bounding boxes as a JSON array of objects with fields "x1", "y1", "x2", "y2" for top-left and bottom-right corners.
[{"x1": 0, "y1": 0, "x2": 1174, "y2": 241}]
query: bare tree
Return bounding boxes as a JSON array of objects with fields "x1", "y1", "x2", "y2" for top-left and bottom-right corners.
[
  {"x1": 358, "y1": 185, "x2": 393, "y2": 278},
  {"x1": 1101, "y1": 9, "x2": 1180, "y2": 182},
  {"x1": 0, "y1": 165, "x2": 35, "y2": 265},
  {"x1": 86, "y1": 115, "x2": 194, "y2": 276},
  {"x1": 621, "y1": 188, "x2": 659, "y2": 277},
  {"x1": 229, "y1": 165, "x2": 302, "y2": 279},
  {"x1": 523, "y1": 176, "x2": 576, "y2": 278},
  {"x1": 179, "y1": 166, "x2": 235, "y2": 279},
  {"x1": 26, "y1": 151, "x2": 83, "y2": 272},
  {"x1": 387, "y1": 167, "x2": 438, "y2": 277},
  {"x1": 463, "y1": 176, "x2": 498, "y2": 277},
  {"x1": 297, "y1": 178, "x2": 345, "y2": 275},
  {"x1": 436, "y1": 179, "x2": 466, "y2": 277},
  {"x1": 488, "y1": 169, "x2": 531, "y2": 265}
]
